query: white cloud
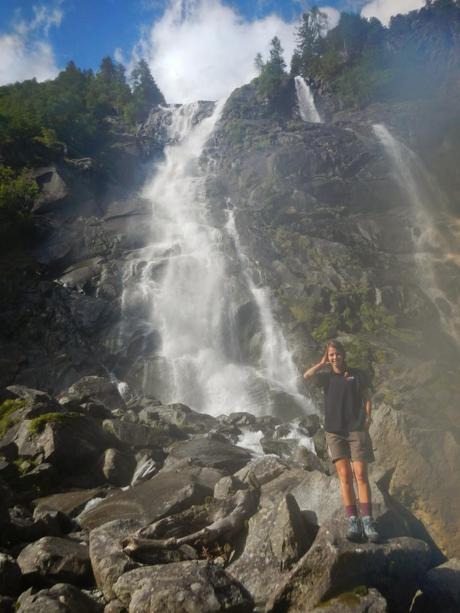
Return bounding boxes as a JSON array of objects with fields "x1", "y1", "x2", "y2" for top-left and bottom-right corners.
[
  {"x1": 0, "y1": 3, "x2": 62, "y2": 86},
  {"x1": 320, "y1": 6, "x2": 341, "y2": 30},
  {"x1": 361, "y1": 0, "x2": 425, "y2": 26}
]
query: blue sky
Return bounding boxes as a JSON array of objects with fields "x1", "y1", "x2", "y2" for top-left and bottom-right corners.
[{"x1": 0, "y1": 0, "x2": 425, "y2": 101}]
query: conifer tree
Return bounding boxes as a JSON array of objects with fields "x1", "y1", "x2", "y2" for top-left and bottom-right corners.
[{"x1": 127, "y1": 59, "x2": 166, "y2": 123}]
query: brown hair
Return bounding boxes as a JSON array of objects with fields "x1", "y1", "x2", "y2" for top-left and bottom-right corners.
[{"x1": 324, "y1": 339, "x2": 347, "y2": 372}]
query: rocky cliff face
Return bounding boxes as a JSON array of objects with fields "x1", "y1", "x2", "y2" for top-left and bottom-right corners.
[{"x1": 208, "y1": 79, "x2": 460, "y2": 557}]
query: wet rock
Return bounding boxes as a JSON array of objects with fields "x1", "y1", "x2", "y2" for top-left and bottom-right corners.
[
  {"x1": 312, "y1": 587, "x2": 387, "y2": 612},
  {"x1": 229, "y1": 469, "x2": 315, "y2": 605},
  {"x1": 102, "y1": 418, "x2": 184, "y2": 449},
  {"x1": 59, "y1": 377, "x2": 126, "y2": 412},
  {"x1": 100, "y1": 448, "x2": 136, "y2": 486},
  {"x1": 17, "y1": 536, "x2": 92, "y2": 587},
  {"x1": 16, "y1": 583, "x2": 101, "y2": 613},
  {"x1": 260, "y1": 437, "x2": 298, "y2": 459},
  {"x1": 222, "y1": 412, "x2": 257, "y2": 428},
  {"x1": 266, "y1": 519, "x2": 431, "y2": 613},
  {"x1": 88, "y1": 518, "x2": 142, "y2": 600},
  {"x1": 411, "y1": 557, "x2": 460, "y2": 613},
  {"x1": 141, "y1": 403, "x2": 219, "y2": 434},
  {"x1": 0, "y1": 554, "x2": 22, "y2": 596},
  {"x1": 113, "y1": 560, "x2": 253, "y2": 612},
  {"x1": 297, "y1": 414, "x2": 321, "y2": 436},
  {"x1": 163, "y1": 433, "x2": 251, "y2": 474},
  {"x1": 79, "y1": 466, "x2": 218, "y2": 530}
]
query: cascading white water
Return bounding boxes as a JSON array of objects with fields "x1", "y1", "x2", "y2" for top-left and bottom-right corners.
[
  {"x1": 294, "y1": 76, "x2": 322, "y2": 123},
  {"x1": 373, "y1": 123, "x2": 460, "y2": 345},
  {"x1": 119, "y1": 100, "x2": 312, "y2": 418},
  {"x1": 225, "y1": 209, "x2": 309, "y2": 413}
]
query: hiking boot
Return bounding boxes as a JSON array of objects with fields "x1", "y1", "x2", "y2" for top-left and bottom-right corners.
[
  {"x1": 362, "y1": 515, "x2": 379, "y2": 543},
  {"x1": 346, "y1": 515, "x2": 363, "y2": 542}
]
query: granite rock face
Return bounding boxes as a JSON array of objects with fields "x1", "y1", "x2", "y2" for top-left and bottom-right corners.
[{"x1": 113, "y1": 560, "x2": 253, "y2": 613}]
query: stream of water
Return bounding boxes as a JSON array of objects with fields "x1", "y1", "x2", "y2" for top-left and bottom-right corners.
[{"x1": 294, "y1": 76, "x2": 322, "y2": 123}]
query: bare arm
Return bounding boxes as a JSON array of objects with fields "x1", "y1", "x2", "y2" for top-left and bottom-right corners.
[
  {"x1": 362, "y1": 387, "x2": 372, "y2": 428},
  {"x1": 303, "y1": 349, "x2": 329, "y2": 380}
]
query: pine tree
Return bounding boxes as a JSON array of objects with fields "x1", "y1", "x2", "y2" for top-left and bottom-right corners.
[{"x1": 127, "y1": 59, "x2": 166, "y2": 123}]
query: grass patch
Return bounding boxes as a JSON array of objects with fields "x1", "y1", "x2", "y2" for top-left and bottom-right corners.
[
  {"x1": 0, "y1": 398, "x2": 26, "y2": 438},
  {"x1": 28, "y1": 412, "x2": 80, "y2": 436}
]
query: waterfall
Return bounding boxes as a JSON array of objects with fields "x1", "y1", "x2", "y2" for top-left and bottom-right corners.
[
  {"x1": 294, "y1": 76, "x2": 322, "y2": 123},
  {"x1": 119, "y1": 100, "x2": 312, "y2": 418},
  {"x1": 373, "y1": 123, "x2": 460, "y2": 346},
  {"x1": 225, "y1": 209, "x2": 309, "y2": 413}
]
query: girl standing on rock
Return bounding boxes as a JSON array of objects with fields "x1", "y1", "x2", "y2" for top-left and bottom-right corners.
[{"x1": 303, "y1": 339, "x2": 379, "y2": 543}]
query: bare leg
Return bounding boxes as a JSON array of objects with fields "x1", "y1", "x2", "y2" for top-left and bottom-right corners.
[
  {"x1": 352, "y1": 460, "x2": 371, "y2": 505},
  {"x1": 334, "y1": 458, "x2": 356, "y2": 507}
]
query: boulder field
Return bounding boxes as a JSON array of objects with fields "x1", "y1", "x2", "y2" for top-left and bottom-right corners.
[{"x1": 0, "y1": 377, "x2": 459, "y2": 612}]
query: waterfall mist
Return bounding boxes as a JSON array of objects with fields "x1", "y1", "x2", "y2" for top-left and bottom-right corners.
[{"x1": 373, "y1": 123, "x2": 460, "y2": 347}]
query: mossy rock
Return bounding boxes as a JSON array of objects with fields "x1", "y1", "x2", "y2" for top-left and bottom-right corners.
[
  {"x1": 28, "y1": 412, "x2": 81, "y2": 436},
  {"x1": 0, "y1": 398, "x2": 26, "y2": 438}
]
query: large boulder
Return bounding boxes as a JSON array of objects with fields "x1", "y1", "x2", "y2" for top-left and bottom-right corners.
[
  {"x1": 370, "y1": 403, "x2": 460, "y2": 557},
  {"x1": 290, "y1": 469, "x2": 411, "y2": 541},
  {"x1": 89, "y1": 518, "x2": 142, "y2": 601},
  {"x1": 113, "y1": 560, "x2": 253, "y2": 612},
  {"x1": 33, "y1": 488, "x2": 109, "y2": 518},
  {"x1": 79, "y1": 466, "x2": 221, "y2": 530},
  {"x1": 16, "y1": 583, "x2": 100, "y2": 613},
  {"x1": 411, "y1": 557, "x2": 460, "y2": 613},
  {"x1": 13, "y1": 415, "x2": 114, "y2": 473},
  {"x1": 266, "y1": 519, "x2": 431, "y2": 613},
  {"x1": 139, "y1": 402, "x2": 219, "y2": 435},
  {"x1": 99, "y1": 448, "x2": 136, "y2": 486},
  {"x1": 17, "y1": 536, "x2": 92, "y2": 587},
  {"x1": 59, "y1": 377, "x2": 126, "y2": 412},
  {"x1": 102, "y1": 418, "x2": 184, "y2": 449},
  {"x1": 163, "y1": 433, "x2": 251, "y2": 474},
  {"x1": 229, "y1": 469, "x2": 315, "y2": 605}
]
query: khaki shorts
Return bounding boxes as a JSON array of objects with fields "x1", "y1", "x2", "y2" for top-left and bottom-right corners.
[{"x1": 325, "y1": 430, "x2": 375, "y2": 463}]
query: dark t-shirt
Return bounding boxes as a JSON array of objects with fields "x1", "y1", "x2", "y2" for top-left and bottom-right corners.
[{"x1": 314, "y1": 367, "x2": 369, "y2": 434}]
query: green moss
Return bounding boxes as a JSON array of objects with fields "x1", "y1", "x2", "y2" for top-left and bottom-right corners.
[
  {"x1": 0, "y1": 399, "x2": 26, "y2": 438},
  {"x1": 28, "y1": 412, "x2": 80, "y2": 436}
]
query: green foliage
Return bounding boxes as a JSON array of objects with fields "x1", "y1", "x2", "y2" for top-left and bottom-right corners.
[
  {"x1": 0, "y1": 399, "x2": 26, "y2": 438},
  {"x1": 0, "y1": 166, "x2": 38, "y2": 245},
  {"x1": 255, "y1": 36, "x2": 288, "y2": 100},
  {"x1": 290, "y1": 0, "x2": 460, "y2": 107},
  {"x1": 125, "y1": 59, "x2": 166, "y2": 124},
  {"x1": 359, "y1": 300, "x2": 397, "y2": 333},
  {"x1": 28, "y1": 412, "x2": 80, "y2": 436},
  {"x1": 0, "y1": 56, "x2": 165, "y2": 167}
]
